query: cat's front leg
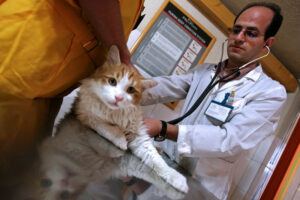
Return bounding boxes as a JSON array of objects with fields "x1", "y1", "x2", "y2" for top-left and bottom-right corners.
[
  {"x1": 91, "y1": 122, "x2": 128, "y2": 150},
  {"x1": 128, "y1": 131, "x2": 188, "y2": 196},
  {"x1": 118, "y1": 153, "x2": 186, "y2": 200}
]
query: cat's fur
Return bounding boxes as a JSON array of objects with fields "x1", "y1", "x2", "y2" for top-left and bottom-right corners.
[{"x1": 16, "y1": 46, "x2": 188, "y2": 199}]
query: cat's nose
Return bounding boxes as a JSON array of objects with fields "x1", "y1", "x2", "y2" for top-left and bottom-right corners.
[{"x1": 115, "y1": 95, "x2": 124, "y2": 102}]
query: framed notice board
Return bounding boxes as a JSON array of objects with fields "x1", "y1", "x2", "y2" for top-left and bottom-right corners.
[
  {"x1": 131, "y1": 0, "x2": 215, "y2": 109},
  {"x1": 131, "y1": 0, "x2": 215, "y2": 77}
]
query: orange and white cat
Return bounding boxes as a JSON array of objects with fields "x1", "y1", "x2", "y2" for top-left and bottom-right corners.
[{"x1": 20, "y1": 46, "x2": 188, "y2": 199}]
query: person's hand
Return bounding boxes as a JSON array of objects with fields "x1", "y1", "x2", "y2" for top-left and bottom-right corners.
[
  {"x1": 119, "y1": 46, "x2": 139, "y2": 71},
  {"x1": 143, "y1": 118, "x2": 162, "y2": 138},
  {"x1": 119, "y1": 47, "x2": 132, "y2": 66}
]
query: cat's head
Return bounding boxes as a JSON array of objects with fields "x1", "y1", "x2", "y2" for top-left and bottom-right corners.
[{"x1": 82, "y1": 45, "x2": 156, "y2": 110}]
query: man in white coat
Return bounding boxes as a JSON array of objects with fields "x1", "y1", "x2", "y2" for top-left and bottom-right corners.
[{"x1": 141, "y1": 2, "x2": 287, "y2": 200}]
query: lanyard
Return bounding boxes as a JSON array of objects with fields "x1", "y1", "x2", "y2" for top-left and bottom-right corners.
[{"x1": 168, "y1": 64, "x2": 240, "y2": 125}]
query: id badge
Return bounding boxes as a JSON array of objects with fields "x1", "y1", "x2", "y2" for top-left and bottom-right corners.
[{"x1": 205, "y1": 100, "x2": 233, "y2": 122}]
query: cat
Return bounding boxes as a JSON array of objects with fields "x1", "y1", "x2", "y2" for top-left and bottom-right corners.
[{"x1": 15, "y1": 46, "x2": 188, "y2": 200}]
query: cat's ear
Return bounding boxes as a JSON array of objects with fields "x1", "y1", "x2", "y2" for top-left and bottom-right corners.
[
  {"x1": 141, "y1": 79, "x2": 157, "y2": 91},
  {"x1": 107, "y1": 45, "x2": 121, "y2": 66}
]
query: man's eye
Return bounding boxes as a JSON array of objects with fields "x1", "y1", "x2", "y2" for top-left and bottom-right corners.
[
  {"x1": 246, "y1": 30, "x2": 259, "y2": 38},
  {"x1": 127, "y1": 86, "x2": 135, "y2": 94},
  {"x1": 232, "y1": 27, "x2": 242, "y2": 34},
  {"x1": 108, "y1": 78, "x2": 117, "y2": 86}
]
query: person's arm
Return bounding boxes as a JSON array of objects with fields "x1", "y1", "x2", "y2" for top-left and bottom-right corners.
[
  {"x1": 77, "y1": 0, "x2": 131, "y2": 65},
  {"x1": 141, "y1": 72, "x2": 194, "y2": 106},
  {"x1": 141, "y1": 71, "x2": 195, "y2": 140}
]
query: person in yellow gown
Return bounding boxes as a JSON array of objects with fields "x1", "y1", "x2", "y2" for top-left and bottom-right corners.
[{"x1": 0, "y1": 0, "x2": 144, "y2": 192}]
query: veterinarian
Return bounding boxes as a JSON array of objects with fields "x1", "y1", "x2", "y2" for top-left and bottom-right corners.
[
  {"x1": 0, "y1": 0, "x2": 143, "y2": 194},
  {"x1": 141, "y1": 2, "x2": 287, "y2": 199}
]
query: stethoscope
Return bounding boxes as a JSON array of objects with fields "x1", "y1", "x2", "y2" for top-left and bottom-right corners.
[{"x1": 168, "y1": 40, "x2": 271, "y2": 125}]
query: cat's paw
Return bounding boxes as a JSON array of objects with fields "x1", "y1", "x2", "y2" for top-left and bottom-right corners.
[
  {"x1": 163, "y1": 169, "x2": 189, "y2": 195},
  {"x1": 150, "y1": 168, "x2": 189, "y2": 199},
  {"x1": 113, "y1": 137, "x2": 128, "y2": 151},
  {"x1": 124, "y1": 131, "x2": 136, "y2": 143},
  {"x1": 107, "y1": 146, "x2": 125, "y2": 157}
]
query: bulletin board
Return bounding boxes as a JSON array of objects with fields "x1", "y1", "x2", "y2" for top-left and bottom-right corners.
[{"x1": 131, "y1": 0, "x2": 216, "y2": 109}]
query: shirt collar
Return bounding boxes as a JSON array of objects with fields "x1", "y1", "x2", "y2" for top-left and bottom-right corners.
[{"x1": 243, "y1": 64, "x2": 263, "y2": 82}]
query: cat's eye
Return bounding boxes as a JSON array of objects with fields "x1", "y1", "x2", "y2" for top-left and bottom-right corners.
[
  {"x1": 127, "y1": 86, "x2": 136, "y2": 94},
  {"x1": 108, "y1": 78, "x2": 117, "y2": 86}
]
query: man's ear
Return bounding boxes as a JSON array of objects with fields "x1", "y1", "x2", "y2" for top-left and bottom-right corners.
[
  {"x1": 141, "y1": 79, "x2": 157, "y2": 91},
  {"x1": 265, "y1": 37, "x2": 275, "y2": 48},
  {"x1": 107, "y1": 45, "x2": 121, "y2": 66}
]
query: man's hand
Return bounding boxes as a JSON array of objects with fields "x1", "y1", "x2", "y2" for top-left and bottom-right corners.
[{"x1": 143, "y1": 118, "x2": 161, "y2": 138}]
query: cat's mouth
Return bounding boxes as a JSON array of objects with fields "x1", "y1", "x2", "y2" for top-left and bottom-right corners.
[{"x1": 107, "y1": 101, "x2": 120, "y2": 109}]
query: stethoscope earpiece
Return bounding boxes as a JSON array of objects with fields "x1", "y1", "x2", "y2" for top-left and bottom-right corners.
[{"x1": 265, "y1": 45, "x2": 270, "y2": 51}]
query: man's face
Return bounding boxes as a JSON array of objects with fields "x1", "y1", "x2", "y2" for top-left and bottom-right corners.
[{"x1": 227, "y1": 6, "x2": 274, "y2": 65}]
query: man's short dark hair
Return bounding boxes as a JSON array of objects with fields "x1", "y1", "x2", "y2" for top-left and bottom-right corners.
[{"x1": 234, "y1": 2, "x2": 283, "y2": 40}]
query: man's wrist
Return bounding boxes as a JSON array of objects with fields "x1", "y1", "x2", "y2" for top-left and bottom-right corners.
[{"x1": 154, "y1": 120, "x2": 168, "y2": 142}]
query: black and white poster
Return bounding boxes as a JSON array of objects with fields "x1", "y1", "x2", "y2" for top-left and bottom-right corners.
[{"x1": 131, "y1": 1, "x2": 214, "y2": 77}]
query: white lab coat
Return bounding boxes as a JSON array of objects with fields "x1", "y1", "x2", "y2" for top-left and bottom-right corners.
[{"x1": 141, "y1": 63, "x2": 287, "y2": 199}]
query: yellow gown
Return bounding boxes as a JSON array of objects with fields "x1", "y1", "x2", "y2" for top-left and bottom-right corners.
[{"x1": 0, "y1": 0, "x2": 143, "y2": 178}]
